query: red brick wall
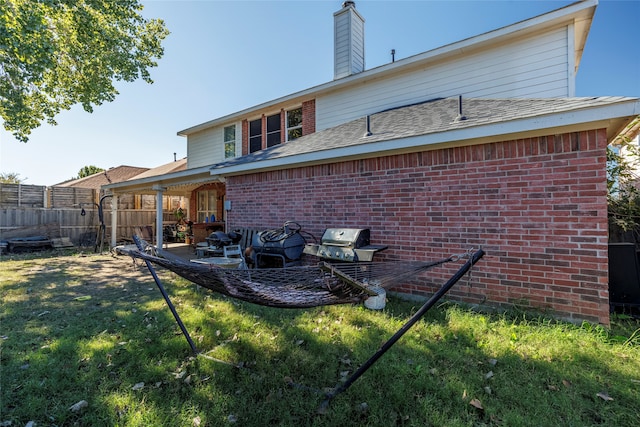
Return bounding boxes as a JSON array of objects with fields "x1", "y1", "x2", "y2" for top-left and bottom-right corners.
[
  {"x1": 225, "y1": 129, "x2": 609, "y2": 324},
  {"x1": 241, "y1": 120, "x2": 248, "y2": 156},
  {"x1": 302, "y1": 99, "x2": 316, "y2": 136},
  {"x1": 188, "y1": 182, "x2": 226, "y2": 222}
]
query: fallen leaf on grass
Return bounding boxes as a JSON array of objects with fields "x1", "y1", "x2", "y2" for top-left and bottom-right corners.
[
  {"x1": 469, "y1": 399, "x2": 484, "y2": 410},
  {"x1": 596, "y1": 392, "x2": 613, "y2": 401},
  {"x1": 73, "y1": 296, "x2": 92, "y2": 301},
  {"x1": 69, "y1": 400, "x2": 88, "y2": 412}
]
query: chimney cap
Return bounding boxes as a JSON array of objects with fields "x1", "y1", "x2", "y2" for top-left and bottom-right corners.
[{"x1": 342, "y1": 1, "x2": 355, "y2": 8}]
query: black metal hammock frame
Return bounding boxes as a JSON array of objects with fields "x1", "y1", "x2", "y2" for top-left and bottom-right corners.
[{"x1": 123, "y1": 236, "x2": 485, "y2": 407}]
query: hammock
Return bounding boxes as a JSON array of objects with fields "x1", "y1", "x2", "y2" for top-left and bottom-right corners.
[
  {"x1": 121, "y1": 236, "x2": 485, "y2": 408},
  {"x1": 121, "y1": 242, "x2": 458, "y2": 309}
]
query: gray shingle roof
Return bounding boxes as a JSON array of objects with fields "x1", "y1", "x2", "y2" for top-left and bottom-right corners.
[{"x1": 211, "y1": 96, "x2": 638, "y2": 172}]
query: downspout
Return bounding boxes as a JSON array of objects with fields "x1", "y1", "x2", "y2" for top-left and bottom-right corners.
[{"x1": 152, "y1": 185, "x2": 166, "y2": 248}]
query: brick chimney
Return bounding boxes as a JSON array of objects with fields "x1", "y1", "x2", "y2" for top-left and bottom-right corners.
[{"x1": 334, "y1": 1, "x2": 365, "y2": 79}]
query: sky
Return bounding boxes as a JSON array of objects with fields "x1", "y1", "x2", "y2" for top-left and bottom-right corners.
[{"x1": 1, "y1": 0, "x2": 639, "y2": 186}]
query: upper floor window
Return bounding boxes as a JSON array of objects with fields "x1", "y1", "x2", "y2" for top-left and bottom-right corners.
[
  {"x1": 287, "y1": 108, "x2": 302, "y2": 141},
  {"x1": 249, "y1": 119, "x2": 262, "y2": 153},
  {"x1": 266, "y1": 113, "x2": 281, "y2": 148},
  {"x1": 224, "y1": 125, "x2": 236, "y2": 159}
]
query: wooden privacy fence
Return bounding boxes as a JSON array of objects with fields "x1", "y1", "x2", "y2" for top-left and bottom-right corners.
[
  {"x1": 0, "y1": 183, "x2": 96, "y2": 208},
  {"x1": 1, "y1": 184, "x2": 179, "y2": 247},
  {"x1": 0, "y1": 207, "x2": 172, "y2": 246}
]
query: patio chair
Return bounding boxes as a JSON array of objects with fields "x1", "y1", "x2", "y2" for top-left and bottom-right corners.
[{"x1": 223, "y1": 244, "x2": 247, "y2": 269}]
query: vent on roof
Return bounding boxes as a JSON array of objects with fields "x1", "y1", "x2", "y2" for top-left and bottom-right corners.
[
  {"x1": 454, "y1": 95, "x2": 467, "y2": 122},
  {"x1": 363, "y1": 115, "x2": 372, "y2": 137}
]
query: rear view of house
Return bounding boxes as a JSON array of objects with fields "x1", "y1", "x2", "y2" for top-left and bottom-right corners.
[{"x1": 105, "y1": 0, "x2": 640, "y2": 324}]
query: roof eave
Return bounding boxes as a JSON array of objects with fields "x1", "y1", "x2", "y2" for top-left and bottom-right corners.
[
  {"x1": 209, "y1": 99, "x2": 639, "y2": 177},
  {"x1": 102, "y1": 165, "x2": 219, "y2": 194}
]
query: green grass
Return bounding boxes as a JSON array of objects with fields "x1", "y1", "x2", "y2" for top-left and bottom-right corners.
[{"x1": 1, "y1": 251, "x2": 639, "y2": 426}]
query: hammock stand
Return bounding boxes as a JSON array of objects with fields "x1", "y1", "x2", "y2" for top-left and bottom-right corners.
[{"x1": 125, "y1": 236, "x2": 485, "y2": 404}]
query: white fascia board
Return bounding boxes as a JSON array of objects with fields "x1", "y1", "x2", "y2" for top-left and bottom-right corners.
[
  {"x1": 178, "y1": 0, "x2": 597, "y2": 137},
  {"x1": 103, "y1": 165, "x2": 215, "y2": 192},
  {"x1": 211, "y1": 100, "x2": 640, "y2": 176}
]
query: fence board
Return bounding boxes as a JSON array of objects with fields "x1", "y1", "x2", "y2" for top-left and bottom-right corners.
[{"x1": 0, "y1": 207, "x2": 171, "y2": 246}]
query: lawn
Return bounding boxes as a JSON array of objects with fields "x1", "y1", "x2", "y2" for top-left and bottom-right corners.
[{"x1": 1, "y1": 250, "x2": 639, "y2": 426}]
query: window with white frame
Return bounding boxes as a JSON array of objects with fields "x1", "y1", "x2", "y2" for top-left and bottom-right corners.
[
  {"x1": 197, "y1": 190, "x2": 217, "y2": 223},
  {"x1": 224, "y1": 125, "x2": 236, "y2": 159},
  {"x1": 287, "y1": 107, "x2": 302, "y2": 141}
]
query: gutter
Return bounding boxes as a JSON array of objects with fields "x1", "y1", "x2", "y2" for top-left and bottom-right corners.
[{"x1": 209, "y1": 99, "x2": 640, "y2": 177}]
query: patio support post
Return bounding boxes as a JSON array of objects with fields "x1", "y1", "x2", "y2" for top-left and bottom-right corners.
[
  {"x1": 152, "y1": 185, "x2": 166, "y2": 247},
  {"x1": 110, "y1": 194, "x2": 118, "y2": 248}
]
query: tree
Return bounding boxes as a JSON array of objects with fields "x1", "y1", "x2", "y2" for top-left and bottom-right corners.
[
  {"x1": 0, "y1": 172, "x2": 24, "y2": 183},
  {"x1": 77, "y1": 165, "x2": 104, "y2": 179},
  {"x1": 607, "y1": 118, "x2": 640, "y2": 233},
  {"x1": 0, "y1": 0, "x2": 169, "y2": 142}
]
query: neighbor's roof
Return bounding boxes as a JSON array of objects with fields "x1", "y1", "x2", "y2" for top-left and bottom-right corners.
[
  {"x1": 56, "y1": 166, "x2": 149, "y2": 189},
  {"x1": 210, "y1": 96, "x2": 640, "y2": 176}
]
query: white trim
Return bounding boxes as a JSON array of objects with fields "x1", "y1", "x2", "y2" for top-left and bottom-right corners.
[
  {"x1": 567, "y1": 24, "x2": 576, "y2": 97},
  {"x1": 103, "y1": 165, "x2": 214, "y2": 191},
  {"x1": 210, "y1": 101, "x2": 640, "y2": 176}
]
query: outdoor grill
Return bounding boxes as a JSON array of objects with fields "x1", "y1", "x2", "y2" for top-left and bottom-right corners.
[
  {"x1": 251, "y1": 223, "x2": 307, "y2": 267},
  {"x1": 303, "y1": 228, "x2": 387, "y2": 262},
  {"x1": 205, "y1": 230, "x2": 242, "y2": 257}
]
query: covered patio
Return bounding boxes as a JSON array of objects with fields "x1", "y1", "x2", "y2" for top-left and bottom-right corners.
[{"x1": 103, "y1": 166, "x2": 225, "y2": 249}]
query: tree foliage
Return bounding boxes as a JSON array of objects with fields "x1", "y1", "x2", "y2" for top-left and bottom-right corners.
[
  {"x1": 77, "y1": 165, "x2": 104, "y2": 179},
  {"x1": 607, "y1": 118, "x2": 640, "y2": 233},
  {"x1": 0, "y1": 172, "x2": 24, "y2": 183},
  {"x1": 0, "y1": 0, "x2": 169, "y2": 142}
]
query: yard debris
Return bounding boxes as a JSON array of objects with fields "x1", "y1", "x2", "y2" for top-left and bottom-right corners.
[
  {"x1": 484, "y1": 370, "x2": 494, "y2": 380},
  {"x1": 132, "y1": 382, "x2": 145, "y2": 391},
  {"x1": 69, "y1": 400, "x2": 88, "y2": 412},
  {"x1": 469, "y1": 398, "x2": 484, "y2": 410},
  {"x1": 596, "y1": 391, "x2": 614, "y2": 401}
]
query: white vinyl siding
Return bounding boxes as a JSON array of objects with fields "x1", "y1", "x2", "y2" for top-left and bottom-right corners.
[
  {"x1": 187, "y1": 121, "x2": 242, "y2": 169},
  {"x1": 318, "y1": 27, "x2": 570, "y2": 130},
  {"x1": 334, "y1": 5, "x2": 365, "y2": 79}
]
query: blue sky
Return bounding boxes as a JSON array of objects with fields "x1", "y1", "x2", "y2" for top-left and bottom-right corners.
[{"x1": 1, "y1": 0, "x2": 638, "y2": 185}]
